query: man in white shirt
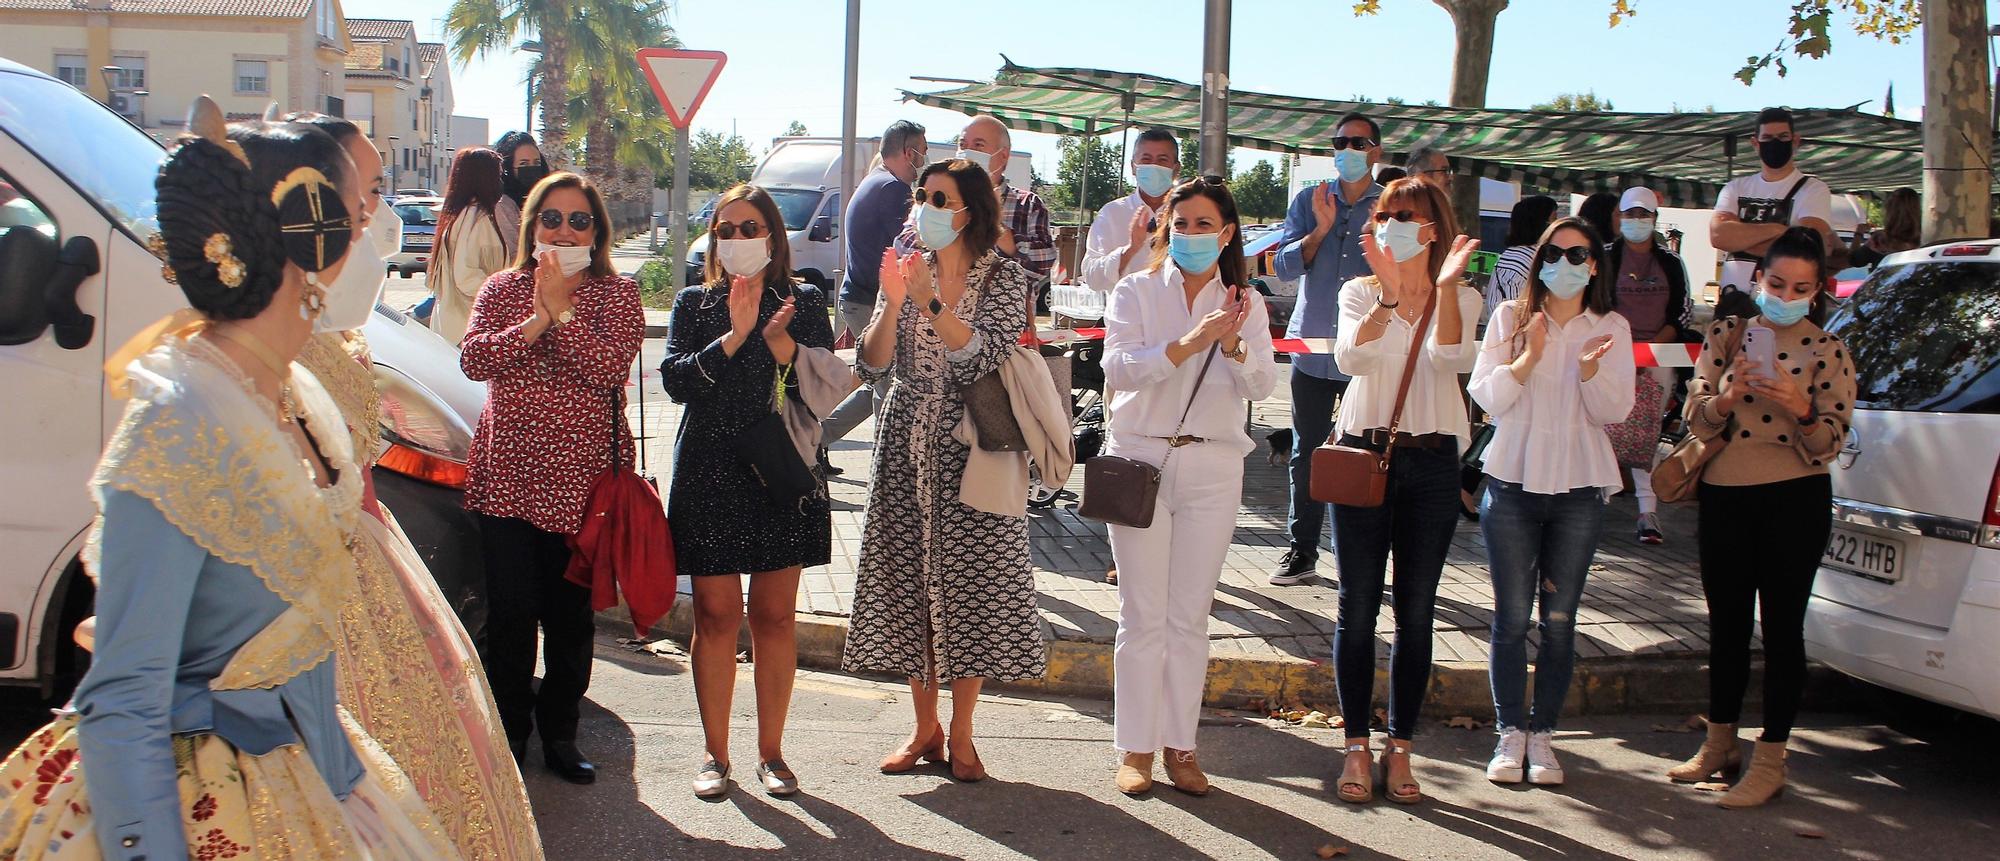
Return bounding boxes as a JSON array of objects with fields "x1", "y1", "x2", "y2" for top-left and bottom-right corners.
[
  {"x1": 1082, "y1": 128, "x2": 1181, "y2": 292},
  {"x1": 1712, "y1": 107, "x2": 1841, "y2": 315}
]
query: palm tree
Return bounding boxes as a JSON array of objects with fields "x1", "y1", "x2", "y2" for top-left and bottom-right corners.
[{"x1": 566, "y1": 0, "x2": 676, "y2": 193}]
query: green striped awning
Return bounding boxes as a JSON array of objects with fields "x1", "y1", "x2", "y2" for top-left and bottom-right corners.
[{"x1": 904, "y1": 62, "x2": 1986, "y2": 209}]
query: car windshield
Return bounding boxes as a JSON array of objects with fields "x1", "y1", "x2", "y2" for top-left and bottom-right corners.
[
  {"x1": 394, "y1": 203, "x2": 438, "y2": 225},
  {"x1": 0, "y1": 69, "x2": 164, "y2": 243},
  {"x1": 766, "y1": 188, "x2": 823, "y2": 231},
  {"x1": 1826, "y1": 259, "x2": 2000, "y2": 413}
]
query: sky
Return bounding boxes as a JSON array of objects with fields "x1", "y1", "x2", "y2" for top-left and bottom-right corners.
[{"x1": 345, "y1": 0, "x2": 1978, "y2": 178}]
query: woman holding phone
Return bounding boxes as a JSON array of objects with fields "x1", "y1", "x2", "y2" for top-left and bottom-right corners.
[
  {"x1": 1102, "y1": 177, "x2": 1276, "y2": 796},
  {"x1": 1668, "y1": 227, "x2": 1854, "y2": 808}
]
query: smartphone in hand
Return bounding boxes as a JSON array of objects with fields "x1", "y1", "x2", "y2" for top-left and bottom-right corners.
[{"x1": 1743, "y1": 324, "x2": 1778, "y2": 380}]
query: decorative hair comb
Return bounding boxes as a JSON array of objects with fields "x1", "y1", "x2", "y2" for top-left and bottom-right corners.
[{"x1": 186, "y1": 95, "x2": 249, "y2": 168}]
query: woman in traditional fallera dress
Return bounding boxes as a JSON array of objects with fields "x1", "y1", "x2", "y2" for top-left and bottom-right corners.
[{"x1": 0, "y1": 101, "x2": 460, "y2": 859}]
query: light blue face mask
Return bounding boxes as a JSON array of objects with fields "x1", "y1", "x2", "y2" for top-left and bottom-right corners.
[
  {"x1": 1538, "y1": 259, "x2": 1594, "y2": 299},
  {"x1": 1619, "y1": 217, "x2": 1656, "y2": 244},
  {"x1": 1168, "y1": 231, "x2": 1223, "y2": 274},
  {"x1": 1374, "y1": 219, "x2": 1428, "y2": 263},
  {"x1": 917, "y1": 203, "x2": 963, "y2": 250},
  {"x1": 1135, "y1": 163, "x2": 1175, "y2": 198},
  {"x1": 1756, "y1": 286, "x2": 1814, "y2": 326},
  {"x1": 1334, "y1": 149, "x2": 1370, "y2": 184}
]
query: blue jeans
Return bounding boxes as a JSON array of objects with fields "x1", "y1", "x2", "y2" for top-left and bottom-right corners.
[
  {"x1": 1286, "y1": 368, "x2": 1350, "y2": 558},
  {"x1": 1331, "y1": 436, "x2": 1459, "y2": 740},
  {"x1": 1480, "y1": 479, "x2": 1606, "y2": 732},
  {"x1": 822, "y1": 298, "x2": 885, "y2": 443}
]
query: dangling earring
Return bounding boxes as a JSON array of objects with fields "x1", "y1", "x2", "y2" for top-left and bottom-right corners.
[{"x1": 300, "y1": 271, "x2": 327, "y2": 321}]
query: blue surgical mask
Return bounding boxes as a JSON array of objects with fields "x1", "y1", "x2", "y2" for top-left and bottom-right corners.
[
  {"x1": 917, "y1": 203, "x2": 963, "y2": 250},
  {"x1": 955, "y1": 148, "x2": 993, "y2": 171},
  {"x1": 1538, "y1": 260, "x2": 1593, "y2": 299},
  {"x1": 1334, "y1": 149, "x2": 1370, "y2": 184},
  {"x1": 1168, "y1": 231, "x2": 1223, "y2": 274},
  {"x1": 1619, "y1": 217, "x2": 1656, "y2": 244},
  {"x1": 1756, "y1": 287, "x2": 1813, "y2": 326},
  {"x1": 1374, "y1": 219, "x2": 1428, "y2": 263},
  {"x1": 1135, "y1": 164, "x2": 1175, "y2": 198}
]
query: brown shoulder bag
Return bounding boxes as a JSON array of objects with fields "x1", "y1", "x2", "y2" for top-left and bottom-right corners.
[
  {"x1": 1309, "y1": 288, "x2": 1437, "y2": 508},
  {"x1": 1650, "y1": 318, "x2": 1748, "y2": 503},
  {"x1": 1078, "y1": 344, "x2": 1220, "y2": 529}
]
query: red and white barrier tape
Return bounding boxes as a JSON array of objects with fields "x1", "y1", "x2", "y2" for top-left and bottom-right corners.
[{"x1": 1028, "y1": 328, "x2": 1702, "y2": 368}]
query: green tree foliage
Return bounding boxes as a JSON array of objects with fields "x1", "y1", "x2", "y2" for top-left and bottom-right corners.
[
  {"x1": 1610, "y1": 0, "x2": 1919, "y2": 84},
  {"x1": 657, "y1": 131, "x2": 755, "y2": 192},
  {"x1": 1043, "y1": 135, "x2": 1127, "y2": 217},
  {"x1": 1532, "y1": 91, "x2": 1615, "y2": 112},
  {"x1": 784, "y1": 121, "x2": 809, "y2": 137},
  {"x1": 1177, "y1": 138, "x2": 1236, "y2": 181},
  {"x1": 1229, "y1": 160, "x2": 1289, "y2": 223}
]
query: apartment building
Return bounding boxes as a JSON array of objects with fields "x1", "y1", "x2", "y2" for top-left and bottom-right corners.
[{"x1": 343, "y1": 18, "x2": 453, "y2": 194}]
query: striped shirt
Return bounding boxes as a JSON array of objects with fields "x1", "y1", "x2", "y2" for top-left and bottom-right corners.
[{"x1": 1484, "y1": 244, "x2": 1536, "y2": 323}]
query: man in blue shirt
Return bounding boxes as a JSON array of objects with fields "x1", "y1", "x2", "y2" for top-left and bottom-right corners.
[
  {"x1": 823, "y1": 120, "x2": 927, "y2": 454},
  {"x1": 1269, "y1": 112, "x2": 1383, "y2": 586}
]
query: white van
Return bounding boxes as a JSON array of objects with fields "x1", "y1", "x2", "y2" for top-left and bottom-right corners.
[
  {"x1": 685, "y1": 136, "x2": 1032, "y2": 289},
  {"x1": 1807, "y1": 239, "x2": 2000, "y2": 719},
  {"x1": 0, "y1": 59, "x2": 486, "y2": 695}
]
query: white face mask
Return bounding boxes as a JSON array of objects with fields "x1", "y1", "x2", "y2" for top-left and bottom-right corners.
[
  {"x1": 315, "y1": 219, "x2": 389, "y2": 333},
  {"x1": 716, "y1": 236, "x2": 771, "y2": 278},
  {"x1": 534, "y1": 242, "x2": 594, "y2": 277},
  {"x1": 955, "y1": 148, "x2": 994, "y2": 171},
  {"x1": 371, "y1": 202, "x2": 404, "y2": 258}
]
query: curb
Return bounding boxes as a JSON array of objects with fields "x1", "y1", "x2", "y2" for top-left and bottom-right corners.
[{"x1": 596, "y1": 606, "x2": 1855, "y2": 719}]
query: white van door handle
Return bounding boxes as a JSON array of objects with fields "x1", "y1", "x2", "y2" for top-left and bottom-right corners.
[{"x1": 1837, "y1": 426, "x2": 1862, "y2": 469}]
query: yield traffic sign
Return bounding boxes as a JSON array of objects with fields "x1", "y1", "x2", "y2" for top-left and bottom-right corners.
[{"x1": 636, "y1": 48, "x2": 727, "y2": 129}]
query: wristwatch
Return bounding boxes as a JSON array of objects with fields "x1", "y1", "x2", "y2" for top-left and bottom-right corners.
[
  {"x1": 555, "y1": 308, "x2": 575, "y2": 326},
  {"x1": 927, "y1": 297, "x2": 945, "y2": 317},
  {"x1": 1222, "y1": 341, "x2": 1247, "y2": 361}
]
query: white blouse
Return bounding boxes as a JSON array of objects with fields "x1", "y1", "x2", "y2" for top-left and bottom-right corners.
[
  {"x1": 1469, "y1": 301, "x2": 1636, "y2": 494},
  {"x1": 1331, "y1": 276, "x2": 1483, "y2": 448},
  {"x1": 1103, "y1": 265, "x2": 1279, "y2": 455}
]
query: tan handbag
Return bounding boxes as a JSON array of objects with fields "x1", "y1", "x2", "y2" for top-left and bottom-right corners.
[
  {"x1": 1309, "y1": 290, "x2": 1437, "y2": 508},
  {"x1": 1079, "y1": 345, "x2": 1219, "y2": 529},
  {"x1": 1650, "y1": 320, "x2": 1747, "y2": 503}
]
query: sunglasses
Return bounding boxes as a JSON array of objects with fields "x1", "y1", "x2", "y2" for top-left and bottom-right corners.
[
  {"x1": 1331, "y1": 136, "x2": 1378, "y2": 151},
  {"x1": 1539, "y1": 244, "x2": 1593, "y2": 266},
  {"x1": 1369, "y1": 209, "x2": 1422, "y2": 224},
  {"x1": 712, "y1": 219, "x2": 765, "y2": 240},
  {"x1": 913, "y1": 189, "x2": 962, "y2": 209},
  {"x1": 538, "y1": 209, "x2": 596, "y2": 231}
]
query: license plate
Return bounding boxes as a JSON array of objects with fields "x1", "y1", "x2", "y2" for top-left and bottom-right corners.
[
  {"x1": 404, "y1": 235, "x2": 432, "y2": 247},
  {"x1": 1823, "y1": 527, "x2": 1908, "y2": 583}
]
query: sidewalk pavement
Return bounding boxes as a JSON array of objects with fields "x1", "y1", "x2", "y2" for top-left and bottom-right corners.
[{"x1": 624, "y1": 364, "x2": 1759, "y2": 721}]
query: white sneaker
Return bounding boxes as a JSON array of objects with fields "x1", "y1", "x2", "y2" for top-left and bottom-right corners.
[
  {"x1": 1486, "y1": 728, "x2": 1527, "y2": 784},
  {"x1": 1526, "y1": 731, "x2": 1565, "y2": 785}
]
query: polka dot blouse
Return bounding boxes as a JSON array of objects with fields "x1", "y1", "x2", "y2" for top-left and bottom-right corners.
[{"x1": 1684, "y1": 315, "x2": 1857, "y2": 487}]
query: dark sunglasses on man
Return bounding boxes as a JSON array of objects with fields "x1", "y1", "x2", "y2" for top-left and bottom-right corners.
[
  {"x1": 1538, "y1": 244, "x2": 1593, "y2": 266},
  {"x1": 1330, "y1": 136, "x2": 1377, "y2": 151},
  {"x1": 712, "y1": 220, "x2": 765, "y2": 240},
  {"x1": 538, "y1": 209, "x2": 596, "y2": 231}
]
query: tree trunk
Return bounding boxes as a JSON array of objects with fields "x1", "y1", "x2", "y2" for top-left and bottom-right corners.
[
  {"x1": 583, "y1": 73, "x2": 612, "y2": 189},
  {"x1": 1921, "y1": 0, "x2": 1992, "y2": 243},
  {"x1": 538, "y1": 31, "x2": 571, "y2": 168},
  {"x1": 1436, "y1": 0, "x2": 1508, "y2": 238}
]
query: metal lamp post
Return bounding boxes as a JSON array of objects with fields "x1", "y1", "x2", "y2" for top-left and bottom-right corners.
[{"x1": 387, "y1": 135, "x2": 401, "y2": 193}]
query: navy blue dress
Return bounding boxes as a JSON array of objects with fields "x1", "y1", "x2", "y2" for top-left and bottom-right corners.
[{"x1": 661, "y1": 279, "x2": 835, "y2": 577}]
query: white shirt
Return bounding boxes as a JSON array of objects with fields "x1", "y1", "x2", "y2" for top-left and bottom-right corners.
[
  {"x1": 1103, "y1": 265, "x2": 1278, "y2": 454},
  {"x1": 1082, "y1": 192, "x2": 1163, "y2": 292},
  {"x1": 1469, "y1": 301, "x2": 1636, "y2": 495},
  {"x1": 1331, "y1": 276, "x2": 1482, "y2": 449},
  {"x1": 1713, "y1": 169, "x2": 1833, "y2": 228}
]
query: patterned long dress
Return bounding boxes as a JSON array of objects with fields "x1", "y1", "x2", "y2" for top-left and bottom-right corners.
[{"x1": 841, "y1": 251, "x2": 1048, "y2": 683}]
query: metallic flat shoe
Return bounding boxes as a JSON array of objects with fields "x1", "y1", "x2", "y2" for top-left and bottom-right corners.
[
  {"x1": 756, "y1": 760, "x2": 801, "y2": 797},
  {"x1": 692, "y1": 759, "x2": 731, "y2": 799}
]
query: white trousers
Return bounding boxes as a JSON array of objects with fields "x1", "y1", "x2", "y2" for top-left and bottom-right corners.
[
  {"x1": 1630, "y1": 365, "x2": 1679, "y2": 516},
  {"x1": 1106, "y1": 435, "x2": 1244, "y2": 753}
]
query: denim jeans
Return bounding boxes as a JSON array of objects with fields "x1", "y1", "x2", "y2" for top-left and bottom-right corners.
[
  {"x1": 822, "y1": 298, "x2": 886, "y2": 443},
  {"x1": 1286, "y1": 368, "x2": 1350, "y2": 558},
  {"x1": 1331, "y1": 436, "x2": 1459, "y2": 740},
  {"x1": 1480, "y1": 479, "x2": 1607, "y2": 732}
]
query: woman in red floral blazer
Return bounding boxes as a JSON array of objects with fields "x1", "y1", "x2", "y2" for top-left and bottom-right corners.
[{"x1": 460, "y1": 172, "x2": 645, "y2": 785}]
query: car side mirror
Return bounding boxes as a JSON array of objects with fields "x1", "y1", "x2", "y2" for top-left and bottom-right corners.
[
  {"x1": 47, "y1": 236, "x2": 99, "y2": 350},
  {"x1": 809, "y1": 215, "x2": 834, "y2": 243}
]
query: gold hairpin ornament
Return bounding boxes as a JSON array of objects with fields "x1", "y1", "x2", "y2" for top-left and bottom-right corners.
[
  {"x1": 185, "y1": 95, "x2": 249, "y2": 168},
  {"x1": 270, "y1": 166, "x2": 349, "y2": 272},
  {"x1": 204, "y1": 233, "x2": 246, "y2": 288},
  {"x1": 145, "y1": 232, "x2": 178, "y2": 284}
]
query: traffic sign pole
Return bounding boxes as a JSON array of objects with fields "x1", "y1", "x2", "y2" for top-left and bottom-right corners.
[{"x1": 673, "y1": 128, "x2": 690, "y2": 290}]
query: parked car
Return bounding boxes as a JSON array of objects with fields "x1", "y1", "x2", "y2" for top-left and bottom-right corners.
[
  {"x1": 388, "y1": 196, "x2": 441, "y2": 277},
  {"x1": 0, "y1": 58, "x2": 487, "y2": 696},
  {"x1": 1807, "y1": 239, "x2": 2000, "y2": 720},
  {"x1": 394, "y1": 187, "x2": 439, "y2": 198}
]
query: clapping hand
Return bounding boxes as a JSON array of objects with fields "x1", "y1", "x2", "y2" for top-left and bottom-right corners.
[
  {"x1": 726, "y1": 274, "x2": 762, "y2": 342},
  {"x1": 763, "y1": 295, "x2": 798, "y2": 365},
  {"x1": 1182, "y1": 291, "x2": 1250, "y2": 352},
  {"x1": 534, "y1": 249, "x2": 576, "y2": 320},
  {"x1": 900, "y1": 252, "x2": 937, "y2": 313},
  {"x1": 1359, "y1": 231, "x2": 1404, "y2": 307},
  {"x1": 1436, "y1": 235, "x2": 1482, "y2": 288},
  {"x1": 1127, "y1": 205, "x2": 1153, "y2": 252},
  {"x1": 1521, "y1": 311, "x2": 1550, "y2": 363},
  {"x1": 1308, "y1": 184, "x2": 1337, "y2": 232},
  {"x1": 1578, "y1": 333, "x2": 1615, "y2": 380},
  {"x1": 879, "y1": 248, "x2": 909, "y2": 309}
]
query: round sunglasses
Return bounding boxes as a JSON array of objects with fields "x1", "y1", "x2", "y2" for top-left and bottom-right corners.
[
  {"x1": 1538, "y1": 244, "x2": 1593, "y2": 265},
  {"x1": 712, "y1": 219, "x2": 766, "y2": 240},
  {"x1": 538, "y1": 209, "x2": 596, "y2": 231},
  {"x1": 913, "y1": 189, "x2": 963, "y2": 209}
]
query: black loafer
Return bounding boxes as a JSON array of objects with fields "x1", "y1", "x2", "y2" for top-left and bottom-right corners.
[{"x1": 544, "y1": 740, "x2": 597, "y2": 784}]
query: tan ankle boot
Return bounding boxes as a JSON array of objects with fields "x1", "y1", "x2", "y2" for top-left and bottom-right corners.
[
  {"x1": 1163, "y1": 748, "x2": 1209, "y2": 796},
  {"x1": 1666, "y1": 720, "x2": 1741, "y2": 782},
  {"x1": 1116, "y1": 752, "x2": 1154, "y2": 795},
  {"x1": 1718, "y1": 740, "x2": 1787, "y2": 809}
]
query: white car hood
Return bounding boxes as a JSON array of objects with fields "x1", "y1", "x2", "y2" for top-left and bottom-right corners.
[{"x1": 362, "y1": 304, "x2": 486, "y2": 426}]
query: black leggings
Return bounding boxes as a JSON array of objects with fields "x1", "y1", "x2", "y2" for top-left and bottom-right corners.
[{"x1": 1696, "y1": 474, "x2": 1831, "y2": 742}]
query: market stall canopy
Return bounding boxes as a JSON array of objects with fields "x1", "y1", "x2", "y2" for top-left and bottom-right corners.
[{"x1": 905, "y1": 61, "x2": 1990, "y2": 208}]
